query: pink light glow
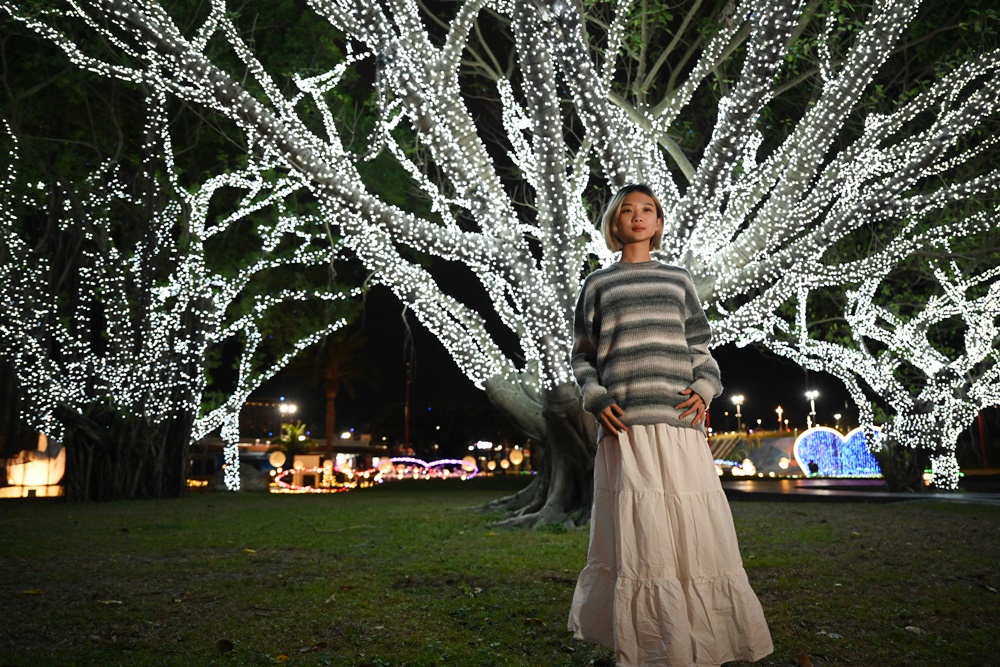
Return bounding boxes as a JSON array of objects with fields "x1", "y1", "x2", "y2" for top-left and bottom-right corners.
[{"x1": 271, "y1": 457, "x2": 479, "y2": 493}]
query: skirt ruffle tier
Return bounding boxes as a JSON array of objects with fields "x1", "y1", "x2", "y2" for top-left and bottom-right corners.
[{"x1": 568, "y1": 423, "x2": 773, "y2": 667}]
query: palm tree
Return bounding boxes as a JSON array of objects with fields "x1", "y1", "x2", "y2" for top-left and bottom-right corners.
[{"x1": 294, "y1": 330, "x2": 376, "y2": 461}]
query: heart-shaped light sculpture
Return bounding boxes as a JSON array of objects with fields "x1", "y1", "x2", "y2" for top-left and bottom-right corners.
[{"x1": 793, "y1": 426, "x2": 882, "y2": 477}]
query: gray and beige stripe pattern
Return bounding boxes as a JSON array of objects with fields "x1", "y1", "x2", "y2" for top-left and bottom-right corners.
[{"x1": 572, "y1": 261, "x2": 723, "y2": 434}]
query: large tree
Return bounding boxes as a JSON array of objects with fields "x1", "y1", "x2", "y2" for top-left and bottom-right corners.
[
  {"x1": 3, "y1": 0, "x2": 998, "y2": 515},
  {"x1": 0, "y1": 4, "x2": 367, "y2": 499}
]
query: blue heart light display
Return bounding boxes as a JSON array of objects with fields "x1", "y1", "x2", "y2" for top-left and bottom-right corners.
[{"x1": 793, "y1": 426, "x2": 882, "y2": 477}]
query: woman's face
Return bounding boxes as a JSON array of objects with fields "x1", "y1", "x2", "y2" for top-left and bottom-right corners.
[{"x1": 615, "y1": 192, "x2": 662, "y2": 248}]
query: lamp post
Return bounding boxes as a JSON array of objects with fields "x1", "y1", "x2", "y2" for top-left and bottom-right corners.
[
  {"x1": 775, "y1": 405, "x2": 783, "y2": 431},
  {"x1": 805, "y1": 390, "x2": 819, "y2": 429},
  {"x1": 732, "y1": 395, "x2": 745, "y2": 433},
  {"x1": 834, "y1": 413, "x2": 842, "y2": 432}
]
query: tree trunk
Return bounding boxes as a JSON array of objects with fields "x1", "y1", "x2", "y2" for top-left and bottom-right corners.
[
  {"x1": 58, "y1": 403, "x2": 191, "y2": 502},
  {"x1": 0, "y1": 360, "x2": 36, "y2": 458},
  {"x1": 486, "y1": 381, "x2": 598, "y2": 528},
  {"x1": 325, "y1": 368, "x2": 338, "y2": 462},
  {"x1": 872, "y1": 437, "x2": 927, "y2": 493}
]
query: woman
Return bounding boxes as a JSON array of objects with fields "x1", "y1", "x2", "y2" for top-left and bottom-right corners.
[{"x1": 568, "y1": 184, "x2": 773, "y2": 666}]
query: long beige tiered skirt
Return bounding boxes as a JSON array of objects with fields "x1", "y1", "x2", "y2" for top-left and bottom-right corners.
[{"x1": 568, "y1": 423, "x2": 773, "y2": 667}]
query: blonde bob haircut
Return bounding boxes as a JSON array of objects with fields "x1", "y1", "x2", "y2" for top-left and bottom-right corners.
[{"x1": 600, "y1": 184, "x2": 665, "y2": 252}]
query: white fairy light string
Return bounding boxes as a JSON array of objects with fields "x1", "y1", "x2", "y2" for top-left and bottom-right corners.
[{"x1": 3, "y1": 0, "x2": 997, "y2": 493}]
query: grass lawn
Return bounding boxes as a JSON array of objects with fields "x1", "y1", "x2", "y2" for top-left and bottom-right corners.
[{"x1": 1, "y1": 477, "x2": 998, "y2": 667}]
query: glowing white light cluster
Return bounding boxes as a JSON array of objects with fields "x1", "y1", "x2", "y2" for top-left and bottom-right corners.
[{"x1": 4, "y1": 0, "x2": 997, "y2": 492}]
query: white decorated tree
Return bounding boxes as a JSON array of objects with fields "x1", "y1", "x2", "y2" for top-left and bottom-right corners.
[
  {"x1": 0, "y1": 100, "x2": 354, "y2": 499},
  {"x1": 3, "y1": 0, "x2": 997, "y2": 513}
]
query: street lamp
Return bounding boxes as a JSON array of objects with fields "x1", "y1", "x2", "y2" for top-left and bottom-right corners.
[
  {"x1": 775, "y1": 405, "x2": 784, "y2": 431},
  {"x1": 834, "y1": 413, "x2": 842, "y2": 432},
  {"x1": 278, "y1": 402, "x2": 298, "y2": 434},
  {"x1": 732, "y1": 395, "x2": 745, "y2": 433},
  {"x1": 805, "y1": 390, "x2": 819, "y2": 429}
]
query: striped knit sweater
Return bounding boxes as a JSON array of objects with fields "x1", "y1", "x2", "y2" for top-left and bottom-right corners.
[{"x1": 571, "y1": 260, "x2": 723, "y2": 434}]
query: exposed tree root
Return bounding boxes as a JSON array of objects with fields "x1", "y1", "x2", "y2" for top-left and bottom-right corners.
[{"x1": 486, "y1": 381, "x2": 597, "y2": 529}]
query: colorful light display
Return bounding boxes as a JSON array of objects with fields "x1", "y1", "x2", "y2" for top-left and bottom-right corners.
[{"x1": 271, "y1": 457, "x2": 479, "y2": 493}]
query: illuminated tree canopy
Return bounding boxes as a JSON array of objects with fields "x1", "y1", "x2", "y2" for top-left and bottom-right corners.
[
  {"x1": 0, "y1": 103, "x2": 354, "y2": 497},
  {"x1": 2, "y1": 0, "x2": 998, "y2": 510}
]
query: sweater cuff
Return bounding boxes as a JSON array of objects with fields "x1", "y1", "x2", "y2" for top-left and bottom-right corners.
[
  {"x1": 587, "y1": 392, "x2": 618, "y2": 417},
  {"x1": 688, "y1": 379, "x2": 718, "y2": 410}
]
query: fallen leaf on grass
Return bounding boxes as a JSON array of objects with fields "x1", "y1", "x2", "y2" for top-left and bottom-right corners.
[
  {"x1": 244, "y1": 548, "x2": 257, "y2": 555},
  {"x1": 99, "y1": 599, "x2": 124, "y2": 605},
  {"x1": 985, "y1": 585, "x2": 997, "y2": 593},
  {"x1": 299, "y1": 641, "x2": 328, "y2": 653},
  {"x1": 21, "y1": 589, "x2": 43, "y2": 595},
  {"x1": 797, "y1": 652, "x2": 814, "y2": 667},
  {"x1": 325, "y1": 594, "x2": 336, "y2": 604},
  {"x1": 216, "y1": 639, "x2": 234, "y2": 652},
  {"x1": 851, "y1": 531, "x2": 862, "y2": 539},
  {"x1": 905, "y1": 625, "x2": 923, "y2": 635},
  {"x1": 275, "y1": 653, "x2": 289, "y2": 663},
  {"x1": 524, "y1": 617, "x2": 546, "y2": 626}
]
